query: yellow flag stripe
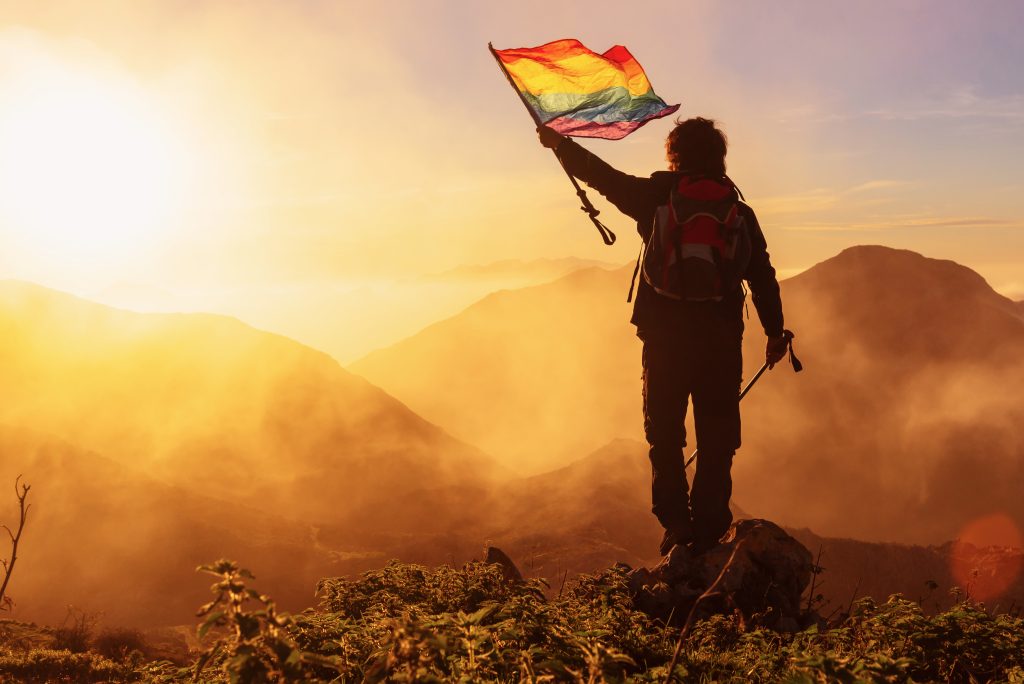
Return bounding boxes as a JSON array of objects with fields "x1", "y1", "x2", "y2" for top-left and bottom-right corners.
[{"x1": 497, "y1": 40, "x2": 653, "y2": 97}]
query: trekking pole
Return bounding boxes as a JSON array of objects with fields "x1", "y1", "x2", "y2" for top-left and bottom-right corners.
[
  {"x1": 487, "y1": 43, "x2": 616, "y2": 245},
  {"x1": 683, "y1": 330, "x2": 802, "y2": 470}
]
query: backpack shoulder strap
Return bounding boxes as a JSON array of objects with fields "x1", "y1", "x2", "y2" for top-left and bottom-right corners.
[
  {"x1": 626, "y1": 243, "x2": 643, "y2": 303},
  {"x1": 723, "y1": 174, "x2": 745, "y2": 201}
]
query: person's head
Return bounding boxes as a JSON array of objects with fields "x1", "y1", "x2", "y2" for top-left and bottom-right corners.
[{"x1": 665, "y1": 117, "x2": 728, "y2": 176}]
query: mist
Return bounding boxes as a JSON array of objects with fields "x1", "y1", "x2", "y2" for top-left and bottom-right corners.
[
  {"x1": 353, "y1": 247, "x2": 1024, "y2": 546},
  {"x1": 2, "y1": 244, "x2": 1023, "y2": 630},
  {"x1": 0, "y1": 280, "x2": 502, "y2": 625}
]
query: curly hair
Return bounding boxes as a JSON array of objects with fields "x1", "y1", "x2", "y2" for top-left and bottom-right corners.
[{"x1": 665, "y1": 117, "x2": 728, "y2": 176}]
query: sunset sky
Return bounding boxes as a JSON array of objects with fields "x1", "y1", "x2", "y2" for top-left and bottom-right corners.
[{"x1": 0, "y1": 1, "x2": 1021, "y2": 361}]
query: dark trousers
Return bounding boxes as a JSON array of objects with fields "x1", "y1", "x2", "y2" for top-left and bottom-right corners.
[{"x1": 641, "y1": 307, "x2": 743, "y2": 548}]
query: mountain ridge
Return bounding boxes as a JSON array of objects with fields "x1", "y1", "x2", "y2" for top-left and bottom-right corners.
[
  {"x1": 420, "y1": 257, "x2": 624, "y2": 282},
  {"x1": 4, "y1": 249, "x2": 1023, "y2": 626},
  {"x1": 0, "y1": 426, "x2": 341, "y2": 627},
  {"x1": 350, "y1": 245, "x2": 1024, "y2": 544},
  {"x1": 353, "y1": 264, "x2": 635, "y2": 374},
  {"x1": 0, "y1": 279, "x2": 505, "y2": 526}
]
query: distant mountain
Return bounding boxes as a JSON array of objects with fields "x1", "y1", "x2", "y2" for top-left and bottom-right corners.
[
  {"x1": 747, "y1": 246, "x2": 1024, "y2": 542},
  {"x1": 351, "y1": 246, "x2": 1024, "y2": 544},
  {"x1": 6, "y1": 266, "x2": 1022, "y2": 628},
  {"x1": 0, "y1": 280, "x2": 499, "y2": 526},
  {"x1": 352, "y1": 266, "x2": 642, "y2": 473},
  {"x1": 422, "y1": 258, "x2": 623, "y2": 283},
  {"x1": 314, "y1": 438, "x2": 750, "y2": 581},
  {"x1": 304, "y1": 439, "x2": 657, "y2": 580},
  {"x1": 0, "y1": 281, "x2": 517, "y2": 625},
  {"x1": 788, "y1": 527, "x2": 1024, "y2": 615},
  {"x1": 317, "y1": 440, "x2": 1024, "y2": 619},
  {"x1": 83, "y1": 264, "x2": 625, "y2": 366},
  {"x1": 477, "y1": 438, "x2": 749, "y2": 576},
  {"x1": 0, "y1": 429, "x2": 349, "y2": 627}
]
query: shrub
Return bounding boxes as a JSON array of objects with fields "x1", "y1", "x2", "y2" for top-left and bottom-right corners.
[
  {"x1": 93, "y1": 627, "x2": 147, "y2": 661},
  {"x1": 50, "y1": 608, "x2": 97, "y2": 654},
  {"x1": 0, "y1": 648, "x2": 133, "y2": 683},
  {"x1": 192, "y1": 559, "x2": 342, "y2": 682},
  {"x1": 14, "y1": 558, "x2": 1024, "y2": 682}
]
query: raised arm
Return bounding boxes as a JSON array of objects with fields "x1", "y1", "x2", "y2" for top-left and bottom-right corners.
[{"x1": 537, "y1": 125, "x2": 660, "y2": 222}]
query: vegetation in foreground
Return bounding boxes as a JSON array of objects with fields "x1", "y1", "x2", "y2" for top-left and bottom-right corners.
[{"x1": 1, "y1": 559, "x2": 1023, "y2": 683}]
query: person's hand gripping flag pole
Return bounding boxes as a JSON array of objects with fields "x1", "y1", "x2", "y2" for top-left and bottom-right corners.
[{"x1": 489, "y1": 39, "x2": 680, "y2": 245}]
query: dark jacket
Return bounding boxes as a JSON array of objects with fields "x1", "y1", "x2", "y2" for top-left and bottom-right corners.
[{"x1": 555, "y1": 138, "x2": 785, "y2": 339}]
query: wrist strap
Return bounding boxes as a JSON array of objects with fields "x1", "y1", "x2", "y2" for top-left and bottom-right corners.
[{"x1": 783, "y1": 329, "x2": 803, "y2": 372}]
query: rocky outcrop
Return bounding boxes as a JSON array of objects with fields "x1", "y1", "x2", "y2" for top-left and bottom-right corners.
[
  {"x1": 627, "y1": 519, "x2": 815, "y2": 631},
  {"x1": 485, "y1": 545, "x2": 524, "y2": 583}
]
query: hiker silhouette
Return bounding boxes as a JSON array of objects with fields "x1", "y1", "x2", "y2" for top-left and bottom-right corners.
[{"x1": 539, "y1": 118, "x2": 788, "y2": 556}]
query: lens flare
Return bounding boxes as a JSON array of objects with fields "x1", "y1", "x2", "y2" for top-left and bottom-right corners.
[{"x1": 949, "y1": 513, "x2": 1024, "y2": 603}]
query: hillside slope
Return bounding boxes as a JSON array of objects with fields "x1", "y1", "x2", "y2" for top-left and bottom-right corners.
[
  {"x1": 352, "y1": 247, "x2": 1024, "y2": 543},
  {"x1": 742, "y1": 246, "x2": 1024, "y2": 542},
  {"x1": 0, "y1": 428, "x2": 342, "y2": 626},
  {"x1": 0, "y1": 280, "x2": 499, "y2": 525},
  {"x1": 353, "y1": 266, "x2": 641, "y2": 473}
]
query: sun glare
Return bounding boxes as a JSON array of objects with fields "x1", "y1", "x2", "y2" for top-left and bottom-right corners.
[{"x1": 0, "y1": 67, "x2": 191, "y2": 273}]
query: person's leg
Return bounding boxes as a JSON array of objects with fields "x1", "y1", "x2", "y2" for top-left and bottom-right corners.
[
  {"x1": 690, "y1": 448, "x2": 735, "y2": 550},
  {"x1": 642, "y1": 336, "x2": 693, "y2": 548},
  {"x1": 690, "y1": 319, "x2": 743, "y2": 551}
]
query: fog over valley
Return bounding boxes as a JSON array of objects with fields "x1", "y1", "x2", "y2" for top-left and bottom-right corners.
[{"x1": 2, "y1": 245, "x2": 1022, "y2": 628}]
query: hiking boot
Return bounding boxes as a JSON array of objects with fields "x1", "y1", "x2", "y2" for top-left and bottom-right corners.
[{"x1": 659, "y1": 527, "x2": 693, "y2": 556}]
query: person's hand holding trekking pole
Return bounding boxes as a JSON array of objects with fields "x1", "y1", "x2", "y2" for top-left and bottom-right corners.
[{"x1": 766, "y1": 334, "x2": 788, "y2": 369}]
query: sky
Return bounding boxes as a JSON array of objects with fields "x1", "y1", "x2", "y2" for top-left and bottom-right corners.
[{"x1": 0, "y1": 0, "x2": 1022, "y2": 361}]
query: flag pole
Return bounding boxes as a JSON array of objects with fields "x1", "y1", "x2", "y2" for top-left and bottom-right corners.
[{"x1": 488, "y1": 42, "x2": 616, "y2": 245}]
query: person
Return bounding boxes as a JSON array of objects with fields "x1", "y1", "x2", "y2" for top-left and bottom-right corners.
[{"x1": 538, "y1": 118, "x2": 789, "y2": 556}]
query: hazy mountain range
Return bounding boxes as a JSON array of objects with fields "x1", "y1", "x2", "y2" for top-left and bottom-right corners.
[
  {"x1": 0, "y1": 428, "x2": 339, "y2": 626},
  {"x1": 420, "y1": 257, "x2": 622, "y2": 283},
  {"x1": 0, "y1": 280, "x2": 649, "y2": 625},
  {"x1": 352, "y1": 246, "x2": 1024, "y2": 544},
  {"x1": 1, "y1": 246, "x2": 1022, "y2": 626},
  {"x1": 352, "y1": 266, "x2": 643, "y2": 473},
  {"x1": 0, "y1": 280, "x2": 505, "y2": 523},
  {"x1": 85, "y1": 259, "x2": 625, "y2": 365}
]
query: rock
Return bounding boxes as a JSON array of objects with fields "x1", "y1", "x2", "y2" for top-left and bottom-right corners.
[
  {"x1": 629, "y1": 519, "x2": 814, "y2": 630},
  {"x1": 484, "y1": 545, "x2": 524, "y2": 583},
  {"x1": 625, "y1": 566, "x2": 656, "y2": 594}
]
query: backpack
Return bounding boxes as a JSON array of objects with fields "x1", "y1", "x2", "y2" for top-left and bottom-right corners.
[{"x1": 640, "y1": 175, "x2": 752, "y2": 301}]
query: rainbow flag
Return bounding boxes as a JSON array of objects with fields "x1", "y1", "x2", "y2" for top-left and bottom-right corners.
[{"x1": 493, "y1": 39, "x2": 679, "y2": 140}]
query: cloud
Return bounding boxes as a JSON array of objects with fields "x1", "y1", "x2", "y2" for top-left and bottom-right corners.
[
  {"x1": 757, "y1": 179, "x2": 911, "y2": 217},
  {"x1": 782, "y1": 216, "x2": 1024, "y2": 233},
  {"x1": 846, "y1": 180, "x2": 914, "y2": 194},
  {"x1": 780, "y1": 88, "x2": 1024, "y2": 126},
  {"x1": 757, "y1": 178, "x2": 1023, "y2": 237}
]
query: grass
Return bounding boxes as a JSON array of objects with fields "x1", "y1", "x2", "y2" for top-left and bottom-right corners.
[{"x1": 1, "y1": 559, "x2": 1023, "y2": 682}]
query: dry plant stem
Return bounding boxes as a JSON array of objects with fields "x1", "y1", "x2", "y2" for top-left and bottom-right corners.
[
  {"x1": 805, "y1": 544, "x2": 824, "y2": 614},
  {"x1": 845, "y1": 578, "x2": 862, "y2": 615},
  {"x1": 663, "y1": 540, "x2": 746, "y2": 684},
  {"x1": 0, "y1": 476, "x2": 31, "y2": 609}
]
